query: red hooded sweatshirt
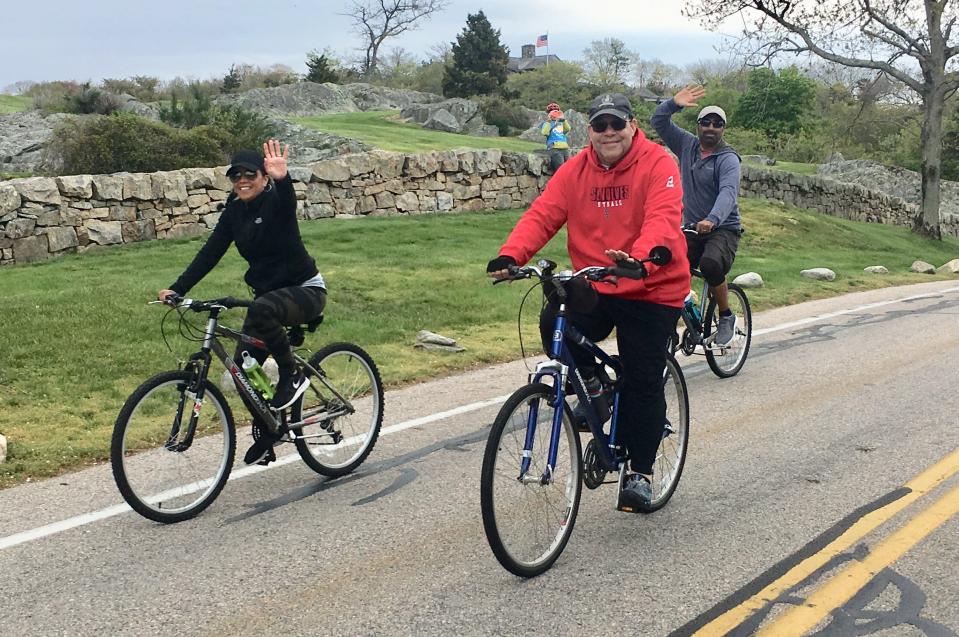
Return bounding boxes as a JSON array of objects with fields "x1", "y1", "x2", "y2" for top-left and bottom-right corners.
[{"x1": 500, "y1": 129, "x2": 690, "y2": 307}]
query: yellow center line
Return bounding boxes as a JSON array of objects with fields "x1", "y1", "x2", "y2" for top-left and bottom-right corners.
[
  {"x1": 758, "y1": 478, "x2": 959, "y2": 636},
  {"x1": 692, "y1": 446, "x2": 959, "y2": 637}
]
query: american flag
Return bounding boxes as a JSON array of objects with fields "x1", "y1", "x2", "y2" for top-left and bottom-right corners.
[{"x1": 536, "y1": 34, "x2": 548, "y2": 47}]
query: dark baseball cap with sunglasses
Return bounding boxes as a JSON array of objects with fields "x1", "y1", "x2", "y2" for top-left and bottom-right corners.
[
  {"x1": 226, "y1": 149, "x2": 265, "y2": 178},
  {"x1": 587, "y1": 93, "x2": 634, "y2": 124}
]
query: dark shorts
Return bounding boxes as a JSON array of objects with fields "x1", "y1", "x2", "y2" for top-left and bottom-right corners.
[{"x1": 686, "y1": 227, "x2": 740, "y2": 282}]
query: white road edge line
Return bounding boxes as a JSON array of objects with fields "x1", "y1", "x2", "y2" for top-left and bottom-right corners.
[
  {"x1": 0, "y1": 394, "x2": 512, "y2": 551},
  {"x1": 3, "y1": 284, "x2": 957, "y2": 551}
]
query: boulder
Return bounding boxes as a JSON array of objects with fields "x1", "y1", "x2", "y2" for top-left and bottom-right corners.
[
  {"x1": 910, "y1": 260, "x2": 936, "y2": 274},
  {"x1": 864, "y1": 265, "x2": 889, "y2": 274},
  {"x1": 936, "y1": 259, "x2": 959, "y2": 273},
  {"x1": 800, "y1": 268, "x2": 836, "y2": 281},
  {"x1": 732, "y1": 272, "x2": 764, "y2": 288},
  {"x1": 13, "y1": 177, "x2": 61, "y2": 205},
  {"x1": 0, "y1": 183, "x2": 20, "y2": 215}
]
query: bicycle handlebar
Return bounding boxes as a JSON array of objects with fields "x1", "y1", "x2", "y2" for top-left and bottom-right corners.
[
  {"x1": 152, "y1": 294, "x2": 253, "y2": 312},
  {"x1": 494, "y1": 245, "x2": 671, "y2": 285}
]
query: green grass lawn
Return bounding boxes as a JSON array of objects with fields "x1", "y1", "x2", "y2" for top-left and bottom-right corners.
[
  {"x1": 766, "y1": 160, "x2": 820, "y2": 175},
  {"x1": 294, "y1": 110, "x2": 542, "y2": 153},
  {"x1": 0, "y1": 94, "x2": 31, "y2": 114},
  {"x1": 1, "y1": 201, "x2": 957, "y2": 488}
]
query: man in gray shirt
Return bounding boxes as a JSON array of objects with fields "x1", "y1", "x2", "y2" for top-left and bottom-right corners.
[{"x1": 651, "y1": 84, "x2": 742, "y2": 344}]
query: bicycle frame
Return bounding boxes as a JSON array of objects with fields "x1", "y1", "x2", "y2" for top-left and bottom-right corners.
[
  {"x1": 177, "y1": 304, "x2": 357, "y2": 442},
  {"x1": 679, "y1": 269, "x2": 711, "y2": 347},
  {"x1": 522, "y1": 299, "x2": 625, "y2": 484}
]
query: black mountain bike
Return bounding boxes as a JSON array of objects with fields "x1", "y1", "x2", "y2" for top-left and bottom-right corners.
[
  {"x1": 672, "y1": 224, "x2": 752, "y2": 378},
  {"x1": 111, "y1": 296, "x2": 384, "y2": 523}
]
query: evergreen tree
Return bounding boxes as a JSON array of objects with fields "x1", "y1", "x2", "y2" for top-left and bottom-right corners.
[
  {"x1": 442, "y1": 11, "x2": 509, "y2": 97},
  {"x1": 305, "y1": 51, "x2": 339, "y2": 84},
  {"x1": 222, "y1": 64, "x2": 242, "y2": 93}
]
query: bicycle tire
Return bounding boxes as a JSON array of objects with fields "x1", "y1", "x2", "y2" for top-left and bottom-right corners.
[
  {"x1": 480, "y1": 383, "x2": 583, "y2": 577},
  {"x1": 112, "y1": 370, "x2": 236, "y2": 523},
  {"x1": 639, "y1": 356, "x2": 689, "y2": 512},
  {"x1": 293, "y1": 342, "x2": 384, "y2": 477},
  {"x1": 704, "y1": 283, "x2": 752, "y2": 378}
]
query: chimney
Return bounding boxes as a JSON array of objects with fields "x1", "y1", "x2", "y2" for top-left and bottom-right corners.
[{"x1": 522, "y1": 44, "x2": 535, "y2": 59}]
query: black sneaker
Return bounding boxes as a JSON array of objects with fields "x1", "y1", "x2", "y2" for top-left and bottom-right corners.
[
  {"x1": 270, "y1": 370, "x2": 310, "y2": 411},
  {"x1": 243, "y1": 435, "x2": 278, "y2": 465},
  {"x1": 618, "y1": 473, "x2": 652, "y2": 512}
]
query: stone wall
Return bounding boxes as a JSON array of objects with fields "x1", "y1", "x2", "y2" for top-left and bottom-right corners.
[
  {"x1": 740, "y1": 164, "x2": 959, "y2": 237},
  {"x1": 2, "y1": 154, "x2": 957, "y2": 266},
  {"x1": 0, "y1": 149, "x2": 550, "y2": 266}
]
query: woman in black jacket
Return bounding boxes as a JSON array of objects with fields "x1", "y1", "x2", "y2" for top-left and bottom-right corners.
[{"x1": 158, "y1": 140, "x2": 326, "y2": 465}]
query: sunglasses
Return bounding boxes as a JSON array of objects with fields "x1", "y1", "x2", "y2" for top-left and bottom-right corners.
[
  {"x1": 698, "y1": 118, "x2": 726, "y2": 129},
  {"x1": 590, "y1": 118, "x2": 629, "y2": 133},
  {"x1": 228, "y1": 169, "x2": 259, "y2": 183}
]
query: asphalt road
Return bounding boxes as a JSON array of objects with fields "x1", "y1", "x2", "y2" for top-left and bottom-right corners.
[{"x1": 2, "y1": 280, "x2": 958, "y2": 637}]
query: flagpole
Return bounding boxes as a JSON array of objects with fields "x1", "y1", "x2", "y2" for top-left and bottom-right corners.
[{"x1": 546, "y1": 31, "x2": 549, "y2": 66}]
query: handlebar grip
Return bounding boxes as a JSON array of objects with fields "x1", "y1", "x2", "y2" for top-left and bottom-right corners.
[
  {"x1": 224, "y1": 297, "x2": 253, "y2": 308},
  {"x1": 610, "y1": 267, "x2": 647, "y2": 280}
]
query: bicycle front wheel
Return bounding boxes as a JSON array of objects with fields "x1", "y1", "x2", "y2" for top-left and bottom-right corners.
[
  {"x1": 643, "y1": 356, "x2": 689, "y2": 512},
  {"x1": 111, "y1": 370, "x2": 236, "y2": 523},
  {"x1": 293, "y1": 342, "x2": 384, "y2": 477},
  {"x1": 480, "y1": 383, "x2": 583, "y2": 577},
  {"x1": 704, "y1": 283, "x2": 752, "y2": 378}
]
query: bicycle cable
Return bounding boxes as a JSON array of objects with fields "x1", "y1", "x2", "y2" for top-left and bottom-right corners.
[{"x1": 515, "y1": 279, "x2": 545, "y2": 372}]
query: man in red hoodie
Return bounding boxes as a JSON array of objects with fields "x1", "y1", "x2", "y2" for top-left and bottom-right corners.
[{"x1": 487, "y1": 93, "x2": 689, "y2": 510}]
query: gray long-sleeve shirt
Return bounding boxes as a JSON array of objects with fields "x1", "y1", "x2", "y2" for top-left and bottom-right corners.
[{"x1": 651, "y1": 99, "x2": 741, "y2": 230}]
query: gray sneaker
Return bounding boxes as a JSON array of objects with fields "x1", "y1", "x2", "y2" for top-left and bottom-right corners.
[
  {"x1": 618, "y1": 473, "x2": 652, "y2": 512},
  {"x1": 714, "y1": 313, "x2": 737, "y2": 346}
]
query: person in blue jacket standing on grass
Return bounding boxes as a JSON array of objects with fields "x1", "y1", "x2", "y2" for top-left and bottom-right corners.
[{"x1": 651, "y1": 84, "x2": 742, "y2": 345}]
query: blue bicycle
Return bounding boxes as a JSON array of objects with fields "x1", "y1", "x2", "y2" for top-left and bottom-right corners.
[{"x1": 480, "y1": 248, "x2": 690, "y2": 577}]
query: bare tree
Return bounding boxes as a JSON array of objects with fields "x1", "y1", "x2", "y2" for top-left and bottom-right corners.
[
  {"x1": 582, "y1": 38, "x2": 638, "y2": 91},
  {"x1": 343, "y1": 0, "x2": 450, "y2": 77},
  {"x1": 634, "y1": 58, "x2": 683, "y2": 93},
  {"x1": 684, "y1": 0, "x2": 959, "y2": 239}
]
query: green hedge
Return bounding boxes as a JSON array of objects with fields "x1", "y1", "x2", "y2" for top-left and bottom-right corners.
[{"x1": 47, "y1": 112, "x2": 229, "y2": 174}]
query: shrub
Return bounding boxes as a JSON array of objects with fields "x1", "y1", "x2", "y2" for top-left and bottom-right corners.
[
  {"x1": 45, "y1": 112, "x2": 228, "y2": 175},
  {"x1": 478, "y1": 96, "x2": 530, "y2": 136},
  {"x1": 159, "y1": 86, "x2": 276, "y2": 155},
  {"x1": 61, "y1": 84, "x2": 123, "y2": 115}
]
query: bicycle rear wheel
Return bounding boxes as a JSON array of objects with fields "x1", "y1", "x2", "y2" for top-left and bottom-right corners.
[
  {"x1": 480, "y1": 383, "x2": 583, "y2": 577},
  {"x1": 704, "y1": 283, "x2": 752, "y2": 378},
  {"x1": 293, "y1": 342, "x2": 384, "y2": 477},
  {"x1": 111, "y1": 370, "x2": 235, "y2": 523},
  {"x1": 642, "y1": 356, "x2": 689, "y2": 512}
]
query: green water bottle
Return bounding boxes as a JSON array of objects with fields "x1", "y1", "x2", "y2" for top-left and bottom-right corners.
[{"x1": 241, "y1": 351, "x2": 274, "y2": 400}]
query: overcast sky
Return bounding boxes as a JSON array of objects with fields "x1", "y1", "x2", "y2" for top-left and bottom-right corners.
[{"x1": 2, "y1": 1, "x2": 736, "y2": 90}]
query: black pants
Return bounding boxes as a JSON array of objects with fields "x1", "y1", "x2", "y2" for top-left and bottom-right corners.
[
  {"x1": 686, "y1": 228, "x2": 740, "y2": 287},
  {"x1": 235, "y1": 285, "x2": 327, "y2": 375},
  {"x1": 539, "y1": 294, "x2": 680, "y2": 475},
  {"x1": 548, "y1": 148, "x2": 570, "y2": 172}
]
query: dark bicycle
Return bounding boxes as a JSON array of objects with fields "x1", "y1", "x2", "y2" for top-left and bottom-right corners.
[
  {"x1": 480, "y1": 248, "x2": 690, "y2": 577},
  {"x1": 672, "y1": 224, "x2": 752, "y2": 378},
  {"x1": 111, "y1": 295, "x2": 384, "y2": 523}
]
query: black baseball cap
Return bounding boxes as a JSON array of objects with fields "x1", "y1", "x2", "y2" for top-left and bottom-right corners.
[
  {"x1": 226, "y1": 149, "x2": 265, "y2": 176},
  {"x1": 587, "y1": 93, "x2": 634, "y2": 123}
]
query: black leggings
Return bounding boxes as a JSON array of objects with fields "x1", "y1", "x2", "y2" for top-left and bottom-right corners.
[{"x1": 235, "y1": 285, "x2": 327, "y2": 376}]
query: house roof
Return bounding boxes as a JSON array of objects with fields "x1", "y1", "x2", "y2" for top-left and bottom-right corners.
[{"x1": 507, "y1": 54, "x2": 563, "y2": 73}]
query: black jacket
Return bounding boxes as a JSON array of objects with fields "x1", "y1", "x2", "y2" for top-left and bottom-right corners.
[{"x1": 170, "y1": 176, "x2": 318, "y2": 297}]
